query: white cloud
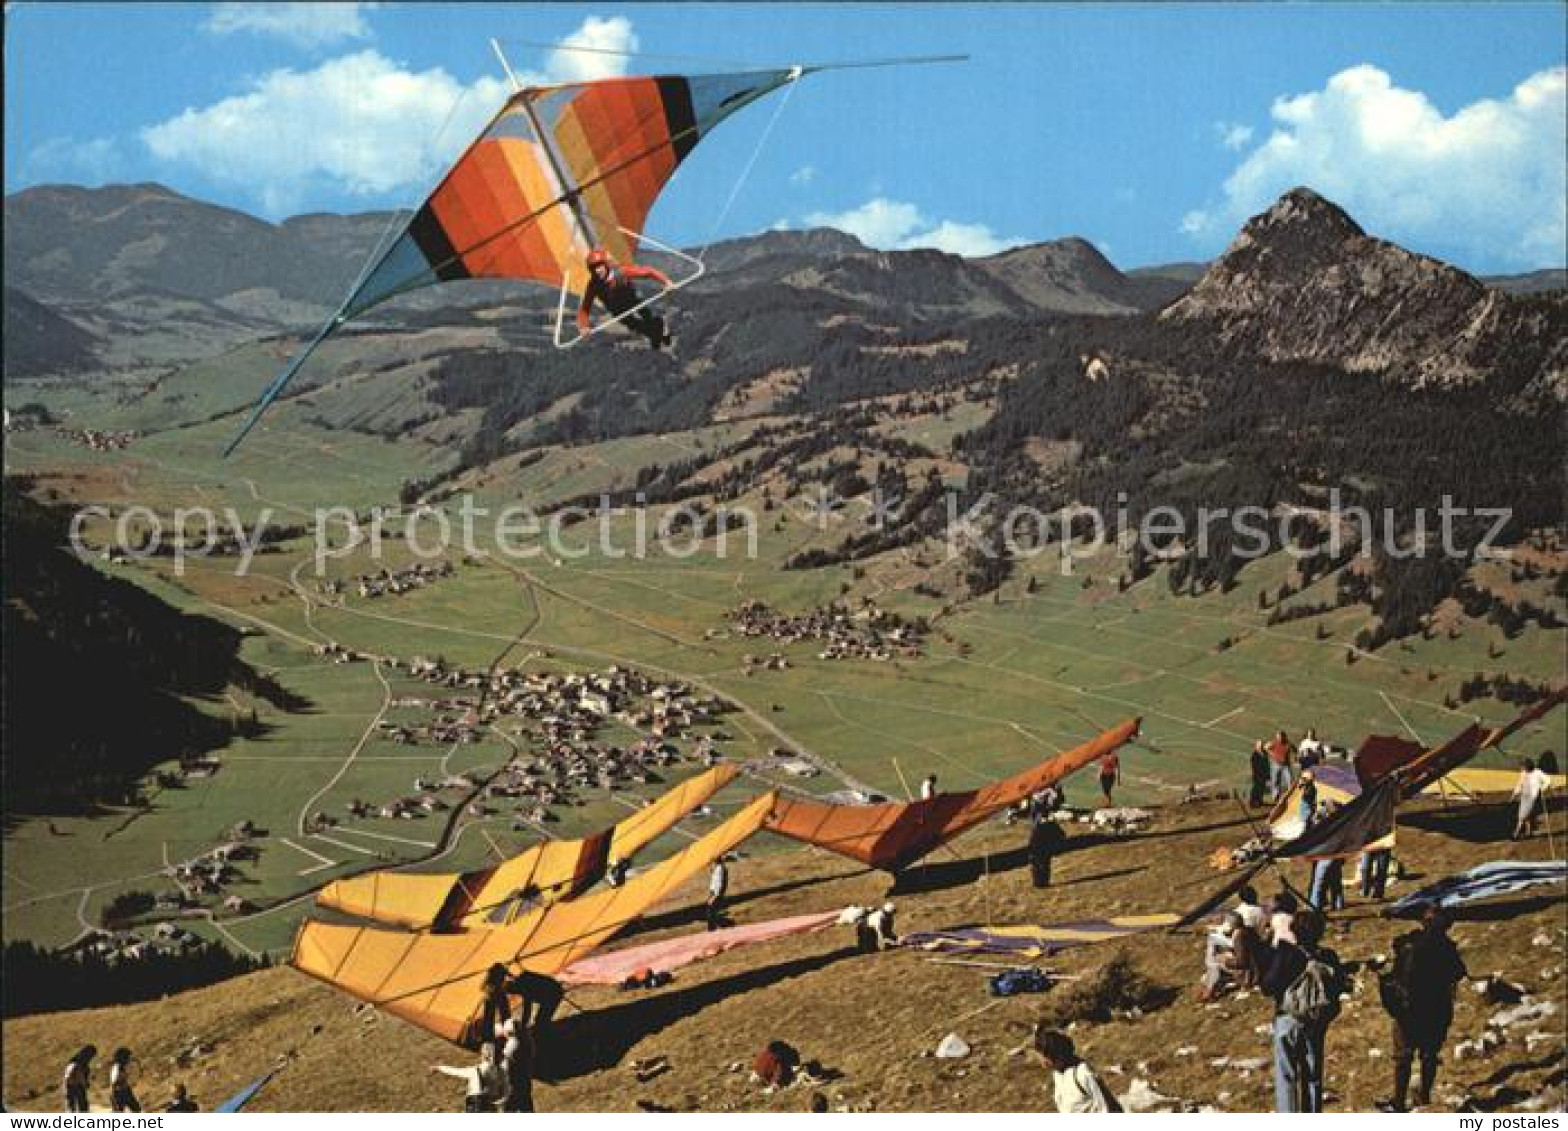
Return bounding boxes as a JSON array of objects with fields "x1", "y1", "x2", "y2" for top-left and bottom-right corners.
[
  {"x1": 803, "y1": 197, "x2": 1021, "y2": 257},
  {"x1": 139, "y1": 16, "x2": 638, "y2": 217},
  {"x1": 789, "y1": 164, "x2": 816, "y2": 187},
  {"x1": 543, "y1": 16, "x2": 637, "y2": 83},
  {"x1": 25, "y1": 136, "x2": 128, "y2": 184},
  {"x1": 1215, "y1": 122, "x2": 1254, "y2": 151},
  {"x1": 1185, "y1": 65, "x2": 1567, "y2": 268},
  {"x1": 205, "y1": 3, "x2": 376, "y2": 50},
  {"x1": 142, "y1": 50, "x2": 510, "y2": 216}
]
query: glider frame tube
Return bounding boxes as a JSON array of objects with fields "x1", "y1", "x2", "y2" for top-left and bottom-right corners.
[{"x1": 551, "y1": 226, "x2": 706, "y2": 350}]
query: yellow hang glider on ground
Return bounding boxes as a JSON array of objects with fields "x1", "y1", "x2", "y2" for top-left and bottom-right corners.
[{"x1": 316, "y1": 764, "x2": 737, "y2": 931}]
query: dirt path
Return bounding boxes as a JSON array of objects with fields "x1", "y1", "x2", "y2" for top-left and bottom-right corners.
[{"x1": 296, "y1": 660, "x2": 392, "y2": 838}]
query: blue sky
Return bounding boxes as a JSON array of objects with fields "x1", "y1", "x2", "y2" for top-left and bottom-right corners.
[{"x1": 6, "y1": 3, "x2": 1565, "y2": 272}]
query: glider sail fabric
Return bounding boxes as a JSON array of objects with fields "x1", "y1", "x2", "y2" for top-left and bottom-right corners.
[
  {"x1": 1393, "y1": 723, "x2": 1488, "y2": 800},
  {"x1": 901, "y1": 915, "x2": 1180, "y2": 959},
  {"x1": 763, "y1": 719, "x2": 1142, "y2": 871},
  {"x1": 1353, "y1": 735, "x2": 1426, "y2": 790},
  {"x1": 558, "y1": 909, "x2": 842, "y2": 986},
  {"x1": 1267, "y1": 761, "x2": 1361, "y2": 842},
  {"x1": 224, "y1": 69, "x2": 798, "y2": 455},
  {"x1": 1275, "y1": 778, "x2": 1399, "y2": 861},
  {"x1": 292, "y1": 791, "x2": 775, "y2": 1046},
  {"x1": 216, "y1": 1069, "x2": 282, "y2": 1114},
  {"x1": 316, "y1": 764, "x2": 738, "y2": 930},
  {"x1": 1388, "y1": 860, "x2": 1567, "y2": 917},
  {"x1": 346, "y1": 70, "x2": 799, "y2": 315}
]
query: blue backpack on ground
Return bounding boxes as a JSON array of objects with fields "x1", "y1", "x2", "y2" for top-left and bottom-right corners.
[{"x1": 989, "y1": 967, "x2": 1051, "y2": 996}]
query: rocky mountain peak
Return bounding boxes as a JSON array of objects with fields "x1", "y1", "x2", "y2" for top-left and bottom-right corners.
[{"x1": 1159, "y1": 187, "x2": 1564, "y2": 397}]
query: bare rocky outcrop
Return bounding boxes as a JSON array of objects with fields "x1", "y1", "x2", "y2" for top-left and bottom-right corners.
[{"x1": 1161, "y1": 187, "x2": 1568, "y2": 400}]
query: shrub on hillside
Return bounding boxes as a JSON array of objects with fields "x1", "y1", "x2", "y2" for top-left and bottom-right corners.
[{"x1": 1039, "y1": 952, "x2": 1175, "y2": 1027}]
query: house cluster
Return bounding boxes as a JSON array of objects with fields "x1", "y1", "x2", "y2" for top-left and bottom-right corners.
[
  {"x1": 314, "y1": 641, "x2": 366, "y2": 665},
  {"x1": 318, "y1": 560, "x2": 456, "y2": 600},
  {"x1": 178, "y1": 756, "x2": 222, "y2": 780},
  {"x1": 727, "y1": 599, "x2": 927, "y2": 662},
  {"x1": 79, "y1": 921, "x2": 202, "y2": 963},
  {"x1": 167, "y1": 824, "x2": 261, "y2": 902},
  {"x1": 60, "y1": 427, "x2": 138, "y2": 452},
  {"x1": 324, "y1": 662, "x2": 729, "y2": 832}
]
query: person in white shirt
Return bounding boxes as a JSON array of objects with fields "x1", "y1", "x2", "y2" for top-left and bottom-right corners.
[
  {"x1": 865, "y1": 902, "x2": 898, "y2": 949},
  {"x1": 1298, "y1": 728, "x2": 1330, "y2": 768},
  {"x1": 706, "y1": 857, "x2": 730, "y2": 930},
  {"x1": 1035, "y1": 1028, "x2": 1119, "y2": 1113},
  {"x1": 1269, "y1": 891, "x2": 1299, "y2": 947},
  {"x1": 1200, "y1": 913, "x2": 1241, "y2": 1000},
  {"x1": 500, "y1": 1016, "x2": 535, "y2": 1113},
  {"x1": 62, "y1": 1046, "x2": 96, "y2": 1113},
  {"x1": 1235, "y1": 885, "x2": 1268, "y2": 933},
  {"x1": 920, "y1": 774, "x2": 938, "y2": 801},
  {"x1": 1512, "y1": 759, "x2": 1552, "y2": 840},
  {"x1": 433, "y1": 1042, "x2": 505, "y2": 1113}
]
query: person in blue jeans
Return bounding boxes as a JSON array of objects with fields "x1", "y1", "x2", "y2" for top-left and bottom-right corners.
[
  {"x1": 1295, "y1": 771, "x2": 1319, "y2": 830},
  {"x1": 1261, "y1": 910, "x2": 1340, "y2": 1112},
  {"x1": 1309, "y1": 855, "x2": 1346, "y2": 911}
]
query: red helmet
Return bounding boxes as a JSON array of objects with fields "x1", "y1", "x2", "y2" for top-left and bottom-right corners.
[{"x1": 585, "y1": 247, "x2": 611, "y2": 270}]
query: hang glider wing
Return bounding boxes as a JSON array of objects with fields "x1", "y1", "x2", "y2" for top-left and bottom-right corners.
[
  {"x1": 1352, "y1": 734, "x2": 1427, "y2": 790},
  {"x1": 1392, "y1": 722, "x2": 1489, "y2": 800},
  {"x1": 762, "y1": 718, "x2": 1142, "y2": 871},
  {"x1": 224, "y1": 68, "x2": 800, "y2": 455},
  {"x1": 1272, "y1": 694, "x2": 1567, "y2": 862},
  {"x1": 316, "y1": 764, "x2": 738, "y2": 930},
  {"x1": 1267, "y1": 760, "x2": 1362, "y2": 842},
  {"x1": 292, "y1": 791, "x2": 775, "y2": 1045},
  {"x1": 1274, "y1": 777, "x2": 1400, "y2": 861}
]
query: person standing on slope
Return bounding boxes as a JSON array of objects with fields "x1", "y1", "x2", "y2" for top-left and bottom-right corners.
[
  {"x1": 576, "y1": 248, "x2": 673, "y2": 349},
  {"x1": 501, "y1": 1014, "x2": 537, "y2": 1113},
  {"x1": 1261, "y1": 910, "x2": 1342, "y2": 1113},
  {"x1": 108, "y1": 1048, "x2": 141, "y2": 1113},
  {"x1": 1267, "y1": 730, "x2": 1295, "y2": 801},
  {"x1": 1249, "y1": 740, "x2": 1270, "y2": 807},
  {"x1": 1511, "y1": 757, "x2": 1551, "y2": 839},
  {"x1": 1097, "y1": 750, "x2": 1121, "y2": 808},
  {"x1": 1378, "y1": 906, "x2": 1468, "y2": 1111},
  {"x1": 62, "y1": 1046, "x2": 96, "y2": 1113},
  {"x1": 1028, "y1": 815, "x2": 1067, "y2": 888},
  {"x1": 706, "y1": 856, "x2": 730, "y2": 930},
  {"x1": 1034, "y1": 1028, "x2": 1120, "y2": 1113}
]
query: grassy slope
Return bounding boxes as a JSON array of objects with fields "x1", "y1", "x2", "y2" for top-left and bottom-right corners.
[{"x1": 3, "y1": 796, "x2": 1564, "y2": 1113}]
